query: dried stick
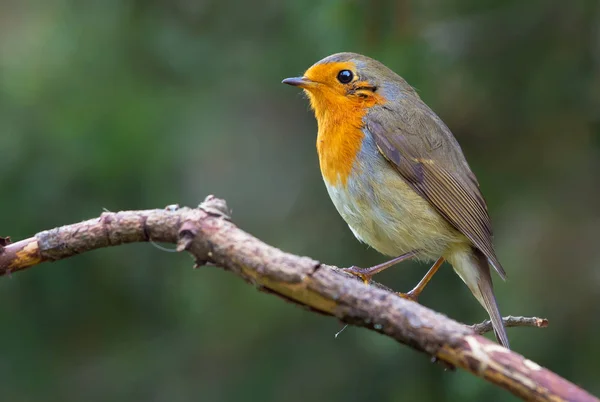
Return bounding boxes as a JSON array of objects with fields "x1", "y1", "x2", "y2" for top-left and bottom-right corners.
[
  {"x1": 471, "y1": 316, "x2": 549, "y2": 335},
  {"x1": 0, "y1": 196, "x2": 596, "y2": 402}
]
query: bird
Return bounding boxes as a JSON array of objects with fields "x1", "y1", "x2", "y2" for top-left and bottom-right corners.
[{"x1": 282, "y1": 52, "x2": 510, "y2": 349}]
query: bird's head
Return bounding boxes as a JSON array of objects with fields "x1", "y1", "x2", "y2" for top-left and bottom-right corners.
[{"x1": 282, "y1": 52, "x2": 416, "y2": 120}]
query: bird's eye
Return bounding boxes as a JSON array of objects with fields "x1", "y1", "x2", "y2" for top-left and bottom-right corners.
[{"x1": 337, "y1": 70, "x2": 353, "y2": 84}]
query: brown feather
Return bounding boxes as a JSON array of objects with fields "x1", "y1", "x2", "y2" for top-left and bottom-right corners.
[
  {"x1": 473, "y1": 249, "x2": 510, "y2": 348},
  {"x1": 366, "y1": 101, "x2": 507, "y2": 280}
]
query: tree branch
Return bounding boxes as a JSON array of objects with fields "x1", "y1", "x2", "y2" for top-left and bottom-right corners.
[
  {"x1": 0, "y1": 196, "x2": 596, "y2": 401},
  {"x1": 471, "y1": 316, "x2": 549, "y2": 336}
]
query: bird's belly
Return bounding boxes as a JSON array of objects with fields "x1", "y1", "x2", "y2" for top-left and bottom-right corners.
[{"x1": 323, "y1": 145, "x2": 463, "y2": 260}]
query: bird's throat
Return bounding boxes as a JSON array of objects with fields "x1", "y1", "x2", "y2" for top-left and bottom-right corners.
[
  {"x1": 306, "y1": 84, "x2": 385, "y2": 188},
  {"x1": 314, "y1": 100, "x2": 366, "y2": 188}
]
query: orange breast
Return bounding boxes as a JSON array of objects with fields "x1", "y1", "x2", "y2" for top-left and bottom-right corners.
[
  {"x1": 316, "y1": 103, "x2": 366, "y2": 187},
  {"x1": 302, "y1": 62, "x2": 385, "y2": 187}
]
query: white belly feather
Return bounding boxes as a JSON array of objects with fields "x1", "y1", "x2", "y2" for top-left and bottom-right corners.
[{"x1": 322, "y1": 133, "x2": 462, "y2": 260}]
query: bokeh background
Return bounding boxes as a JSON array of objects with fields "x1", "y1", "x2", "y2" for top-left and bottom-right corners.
[{"x1": 1, "y1": 0, "x2": 599, "y2": 401}]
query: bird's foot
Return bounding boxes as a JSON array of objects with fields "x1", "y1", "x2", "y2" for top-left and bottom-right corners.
[
  {"x1": 397, "y1": 290, "x2": 420, "y2": 302},
  {"x1": 343, "y1": 266, "x2": 373, "y2": 285},
  {"x1": 342, "y1": 252, "x2": 420, "y2": 285}
]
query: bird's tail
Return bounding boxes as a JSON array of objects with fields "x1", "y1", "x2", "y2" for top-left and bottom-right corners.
[{"x1": 449, "y1": 247, "x2": 510, "y2": 349}]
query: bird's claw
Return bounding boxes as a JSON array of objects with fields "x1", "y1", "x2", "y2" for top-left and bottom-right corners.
[
  {"x1": 398, "y1": 290, "x2": 419, "y2": 302},
  {"x1": 343, "y1": 266, "x2": 372, "y2": 285}
]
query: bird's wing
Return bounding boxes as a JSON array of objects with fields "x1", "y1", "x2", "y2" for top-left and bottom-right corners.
[{"x1": 366, "y1": 101, "x2": 506, "y2": 279}]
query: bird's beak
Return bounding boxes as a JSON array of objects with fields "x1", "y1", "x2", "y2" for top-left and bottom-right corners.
[{"x1": 282, "y1": 76, "x2": 315, "y2": 89}]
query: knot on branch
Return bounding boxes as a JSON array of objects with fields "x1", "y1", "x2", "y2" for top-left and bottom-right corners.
[
  {"x1": 177, "y1": 223, "x2": 197, "y2": 253},
  {"x1": 176, "y1": 199, "x2": 227, "y2": 268},
  {"x1": 0, "y1": 236, "x2": 11, "y2": 253},
  {"x1": 199, "y1": 195, "x2": 231, "y2": 220}
]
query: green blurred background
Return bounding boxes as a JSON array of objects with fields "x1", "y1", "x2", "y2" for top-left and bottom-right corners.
[{"x1": 1, "y1": 0, "x2": 599, "y2": 400}]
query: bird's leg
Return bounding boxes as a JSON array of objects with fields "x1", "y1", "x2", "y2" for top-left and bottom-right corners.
[
  {"x1": 344, "y1": 250, "x2": 419, "y2": 284},
  {"x1": 399, "y1": 256, "x2": 445, "y2": 302}
]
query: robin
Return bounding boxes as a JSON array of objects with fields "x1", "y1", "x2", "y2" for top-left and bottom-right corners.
[{"x1": 283, "y1": 52, "x2": 509, "y2": 348}]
